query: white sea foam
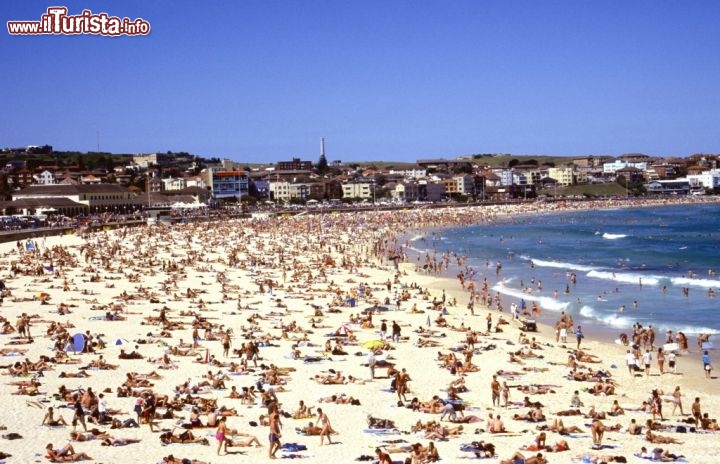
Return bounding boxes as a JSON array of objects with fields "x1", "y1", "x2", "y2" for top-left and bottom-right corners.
[
  {"x1": 579, "y1": 305, "x2": 632, "y2": 328},
  {"x1": 523, "y1": 257, "x2": 600, "y2": 273},
  {"x1": 586, "y1": 270, "x2": 660, "y2": 286},
  {"x1": 602, "y1": 233, "x2": 627, "y2": 240},
  {"x1": 669, "y1": 276, "x2": 720, "y2": 289},
  {"x1": 585, "y1": 270, "x2": 719, "y2": 290},
  {"x1": 493, "y1": 283, "x2": 569, "y2": 312}
]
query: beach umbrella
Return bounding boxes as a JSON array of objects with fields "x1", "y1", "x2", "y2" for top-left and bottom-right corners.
[
  {"x1": 70, "y1": 333, "x2": 86, "y2": 353},
  {"x1": 363, "y1": 340, "x2": 385, "y2": 350},
  {"x1": 114, "y1": 338, "x2": 130, "y2": 346}
]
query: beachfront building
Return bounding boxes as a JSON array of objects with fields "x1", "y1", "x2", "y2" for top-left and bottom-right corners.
[
  {"x1": 342, "y1": 180, "x2": 374, "y2": 200},
  {"x1": 442, "y1": 175, "x2": 475, "y2": 196},
  {"x1": 603, "y1": 159, "x2": 648, "y2": 174},
  {"x1": 644, "y1": 179, "x2": 692, "y2": 195},
  {"x1": 269, "y1": 181, "x2": 292, "y2": 202},
  {"x1": 547, "y1": 167, "x2": 575, "y2": 186},
  {"x1": 492, "y1": 168, "x2": 514, "y2": 186},
  {"x1": 201, "y1": 168, "x2": 249, "y2": 201},
  {"x1": 392, "y1": 181, "x2": 445, "y2": 202},
  {"x1": 645, "y1": 163, "x2": 678, "y2": 181},
  {"x1": 12, "y1": 184, "x2": 136, "y2": 214},
  {"x1": 269, "y1": 181, "x2": 291, "y2": 202},
  {"x1": 512, "y1": 171, "x2": 530, "y2": 186},
  {"x1": 513, "y1": 167, "x2": 543, "y2": 185},
  {"x1": 268, "y1": 181, "x2": 312, "y2": 202},
  {"x1": 686, "y1": 169, "x2": 720, "y2": 190}
]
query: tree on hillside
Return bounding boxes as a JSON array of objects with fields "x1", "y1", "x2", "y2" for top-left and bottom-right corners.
[
  {"x1": 316, "y1": 152, "x2": 329, "y2": 175},
  {"x1": 0, "y1": 173, "x2": 11, "y2": 200},
  {"x1": 452, "y1": 163, "x2": 473, "y2": 174}
]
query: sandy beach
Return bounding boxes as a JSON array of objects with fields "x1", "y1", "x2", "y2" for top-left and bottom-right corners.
[{"x1": 0, "y1": 199, "x2": 717, "y2": 464}]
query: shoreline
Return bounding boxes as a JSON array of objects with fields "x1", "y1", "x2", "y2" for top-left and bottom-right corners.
[{"x1": 398, "y1": 200, "x2": 718, "y2": 388}]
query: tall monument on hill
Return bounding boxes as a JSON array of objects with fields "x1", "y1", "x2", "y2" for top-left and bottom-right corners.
[{"x1": 317, "y1": 137, "x2": 328, "y2": 174}]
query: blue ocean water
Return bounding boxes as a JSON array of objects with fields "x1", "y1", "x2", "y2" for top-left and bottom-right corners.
[{"x1": 413, "y1": 203, "x2": 720, "y2": 338}]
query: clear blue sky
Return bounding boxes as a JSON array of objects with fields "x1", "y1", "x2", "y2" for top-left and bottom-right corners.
[{"x1": 2, "y1": 1, "x2": 719, "y2": 163}]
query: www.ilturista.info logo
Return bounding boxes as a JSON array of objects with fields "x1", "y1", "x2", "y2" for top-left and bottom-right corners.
[{"x1": 7, "y1": 7, "x2": 150, "y2": 36}]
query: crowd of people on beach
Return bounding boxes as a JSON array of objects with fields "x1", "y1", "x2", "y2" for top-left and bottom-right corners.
[{"x1": 0, "y1": 196, "x2": 717, "y2": 463}]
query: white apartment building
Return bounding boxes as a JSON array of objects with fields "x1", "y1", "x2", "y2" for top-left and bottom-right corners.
[
  {"x1": 162, "y1": 177, "x2": 187, "y2": 191},
  {"x1": 269, "y1": 181, "x2": 311, "y2": 202},
  {"x1": 387, "y1": 168, "x2": 427, "y2": 179},
  {"x1": 547, "y1": 167, "x2": 575, "y2": 186},
  {"x1": 687, "y1": 169, "x2": 720, "y2": 189},
  {"x1": 35, "y1": 170, "x2": 56, "y2": 185},
  {"x1": 492, "y1": 169, "x2": 514, "y2": 186},
  {"x1": 342, "y1": 182, "x2": 373, "y2": 200},
  {"x1": 269, "y1": 181, "x2": 292, "y2": 202},
  {"x1": 603, "y1": 160, "x2": 648, "y2": 174}
]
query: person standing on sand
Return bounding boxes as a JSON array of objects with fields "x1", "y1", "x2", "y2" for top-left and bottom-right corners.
[
  {"x1": 268, "y1": 409, "x2": 281, "y2": 459},
  {"x1": 222, "y1": 331, "x2": 231, "y2": 358},
  {"x1": 491, "y1": 375, "x2": 501, "y2": 408},
  {"x1": 392, "y1": 321, "x2": 401, "y2": 343},
  {"x1": 591, "y1": 419, "x2": 605, "y2": 446},
  {"x1": 72, "y1": 394, "x2": 87, "y2": 432},
  {"x1": 625, "y1": 350, "x2": 638, "y2": 376},
  {"x1": 575, "y1": 326, "x2": 584, "y2": 349},
  {"x1": 643, "y1": 349, "x2": 653, "y2": 377},
  {"x1": 216, "y1": 416, "x2": 228, "y2": 455},
  {"x1": 192, "y1": 327, "x2": 200, "y2": 349},
  {"x1": 317, "y1": 408, "x2": 334, "y2": 445},
  {"x1": 671, "y1": 386, "x2": 684, "y2": 416},
  {"x1": 702, "y1": 351, "x2": 712, "y2": 379},
  {"x1": 667, "y1": 351, "x2": 677, "y2": 373},
  {"x1": 368, "y1": 351, "x2": 377, "y2": 380},
  {"x1": 692, "y1": 398, "x2": 702, "y2": 427},
  {"x1": 501, "y1": 381, "x2": 510, "y2": 408}
]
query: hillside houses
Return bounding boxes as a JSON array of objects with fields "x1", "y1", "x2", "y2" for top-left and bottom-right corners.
[{"x1": 1, "y1": 147, "x2": 719, "y2": 216}]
